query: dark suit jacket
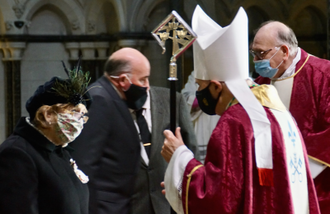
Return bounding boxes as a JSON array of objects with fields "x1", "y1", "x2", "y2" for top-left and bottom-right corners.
[
  {"x1": 129, "y1": 86, "x2": 199, "y2": 214},
  {"x1": 0, "y1": 118, "x2": 89, "y2": 214},
  {"x1": 71, "y1": 76, "x2": 141, "y2": 214}
]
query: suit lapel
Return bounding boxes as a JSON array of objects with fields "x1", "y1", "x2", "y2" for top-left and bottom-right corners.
[
  {"x1": 99, "y1": 76, "x2": 140, "y2": 139},
  {"x1": 149, "y1": 87, "x2": 168, "y2": 164}
]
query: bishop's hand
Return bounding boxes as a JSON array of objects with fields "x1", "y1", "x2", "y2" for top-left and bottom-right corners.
[
  {"x1": 160, "y1": 182, "x2": 166, "y2": 195},
  {"x1": 161, "y1": 127, "x2": 184, "y2": 162}
]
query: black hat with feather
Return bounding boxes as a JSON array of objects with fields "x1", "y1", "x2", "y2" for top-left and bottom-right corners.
[{"x1": 26, "y1": 59, "x2": 92, "y2": 120}]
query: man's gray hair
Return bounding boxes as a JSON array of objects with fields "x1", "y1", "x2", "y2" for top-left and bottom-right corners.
[
  {"x1": 104, "y1": 59, "x2": 131, "y2": 76},
  {"x1": 256, "y1": 20, "x2": 298, "y2": 57}
]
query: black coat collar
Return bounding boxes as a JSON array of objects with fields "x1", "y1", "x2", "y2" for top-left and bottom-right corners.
[{"x1": 13, "y1": 117, "x2": 73, "y2": 153}]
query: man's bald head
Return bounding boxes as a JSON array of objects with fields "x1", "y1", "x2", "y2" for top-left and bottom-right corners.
[
  {"x1": 104, "y1": 47, "x2": 150, "y2": 76},
  {"x1": 109, "y1": 47, "x2": 148, "y2": 63},
  {"x1": 253, "y1": 21, "x2": 298, "y2": 57}
]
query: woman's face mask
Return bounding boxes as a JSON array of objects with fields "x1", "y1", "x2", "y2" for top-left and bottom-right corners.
[
  {"x1": 55, "y1": 112, "x2": 84, "y2": 144},
  {"x1": 195, "y1": 83, "x2": 220, "y2": 115}
]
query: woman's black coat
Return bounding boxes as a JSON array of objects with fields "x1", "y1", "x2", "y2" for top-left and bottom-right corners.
[{"x1": 0, "y1": 117, "x2": 89, "y2": 214}]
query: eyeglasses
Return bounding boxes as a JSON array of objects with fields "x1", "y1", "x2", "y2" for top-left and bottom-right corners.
[
  {"x1": 60, "y1": 110, "x2": 89, "y2": 124},
  {"x1": 69, "y1": 110, "x2": 89, "y2": 124},
  {"x1": 249, "y1": 48, "x2": 272, "y2": 60},
  {"x1": 250, "y1": 45, "x2": 283, "y2": 60}
]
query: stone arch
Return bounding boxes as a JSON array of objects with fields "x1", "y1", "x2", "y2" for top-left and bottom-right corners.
[
  {"x1": 290, "y1": 6, "x2": 326, "y2": 36},
  {"x1": 290, "y1": 6, "x2": 326, "y2": 57},
  {"x1": 86, "y1": 0, "x2": 126, "y2": 33},
  {"x1": 20, "y1": 1, "x2": 78, "y2": 116},
  {"x1": 0, "y1": 0, "x2": 20, "y2": 34},
  {"x1": 244, "y1": 1, "x2": 285, "y2": 22},
  {"x1": 289, "y1": 0, "x2": 327, "y2": 20},
  {"x1": 183, "y1": 0, "x2": 214, "y2": 23},
  {"x1": 130, "y1": 0, "x2": 166, "y2": 32},
  {"x1": 24, "y1": 0, "x2": 84, "y2": 34},
  {"x1": 26, "y1": 5, "x2": 69, "y2": 35},
  {"x1": 0, "y1": 0, "x2": 16, "y2": 21},
  {"x1": 245, "y1": 5, "x2": 269, "y2": 39},
  {"x1": 213, "y1": 0, "x2": 236, "y2": 25}
]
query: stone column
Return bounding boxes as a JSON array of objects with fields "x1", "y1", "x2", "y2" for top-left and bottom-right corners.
[
  {"x1": 66, "y1": 42, "x2": 110, "y2": 84},
  {"x1": 65, "y1": 42, "x2": 80, "y2": 72},
  {"x1": 80, "y1": 42, "x2": 97, "y2": 83},
  {"x1": 65, "y1": 42, "x2": 80, "y2": 61},
  {"x1": 95, "y1": 42, "x2": 109, "y2": 78},
  {"x1": 1, "y1": 42, "x2": 26, "y2": 137}
]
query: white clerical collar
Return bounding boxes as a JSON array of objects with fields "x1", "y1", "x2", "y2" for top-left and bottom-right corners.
[{"x1": 277, "y1": 48, "x2": 301, "y2": 80}]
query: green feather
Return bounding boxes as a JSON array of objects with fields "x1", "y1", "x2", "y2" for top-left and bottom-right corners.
[{"x1": 52, "y1": 62, "x2": 91, "y2": 105}]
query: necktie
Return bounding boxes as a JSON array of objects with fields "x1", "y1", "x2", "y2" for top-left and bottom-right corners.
[{"x1": 136, "y1": 109, "x2": 151, "y2": 157}]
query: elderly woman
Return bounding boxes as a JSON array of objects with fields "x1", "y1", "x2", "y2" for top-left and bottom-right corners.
[{"x1": 0, "y1": 64, "x2": 91, "y2": 214}]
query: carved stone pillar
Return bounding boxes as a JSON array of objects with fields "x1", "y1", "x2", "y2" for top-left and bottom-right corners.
[
  {"x1": 95, "y1": 42, "x2": 109, "y2": 78},
  {"x1": 65, "y1": 42, "x2": 80, "y2": 74},
  {"x1": 65, "y1": 42, "x2": 80, "y2": 61},
  {"x1": 2, "y1": 42, "x2": 26, "y2": 137},
  {"x1": 79, "y1": 42, "x2": 96, "y2": 82},
  {"x1": 65, "y1": 42, "x2": 110, "y2": 84}
]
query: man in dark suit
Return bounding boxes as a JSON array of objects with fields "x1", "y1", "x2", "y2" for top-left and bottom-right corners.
[{"x1": 72, "y1": 47, "x2": 198, "y2": 214}]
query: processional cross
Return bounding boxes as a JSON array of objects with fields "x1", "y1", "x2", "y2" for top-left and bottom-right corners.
[{"x1": 152, "y1": 11, "x2": 197, "y2": 132}]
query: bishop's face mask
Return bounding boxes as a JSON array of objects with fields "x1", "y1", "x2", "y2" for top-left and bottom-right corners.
[
  {"x1": 254, "y1": 47, "x2": 283, "y2": 78},
  {"x1": 195, "y1": 83, "x2": 221, "y2": 115},
  {"x1": 123, "y1": 75, "x2": 148, "y2": 110}
]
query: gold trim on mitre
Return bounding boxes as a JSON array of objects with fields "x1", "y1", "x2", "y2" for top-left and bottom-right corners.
[{"x1": 229, "y1": 84, "x2": 287, "y2": 112}]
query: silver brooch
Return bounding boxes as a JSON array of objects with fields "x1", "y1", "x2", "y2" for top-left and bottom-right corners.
[{"x1": 70, "y1": 158, "x2": 89, "y2": 184}]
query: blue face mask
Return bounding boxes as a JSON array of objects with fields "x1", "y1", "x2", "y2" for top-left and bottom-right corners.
[{"x1": 254, "y1": 48, "x2": 283, "y2": 78}]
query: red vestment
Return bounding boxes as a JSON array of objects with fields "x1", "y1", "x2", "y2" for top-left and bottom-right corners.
[
  {"x1": 181, "y1": 104, "x2": 320, "y2": 214},
  {"x1": 255, "y1": 49, "x2": 330, "y2": 212}
]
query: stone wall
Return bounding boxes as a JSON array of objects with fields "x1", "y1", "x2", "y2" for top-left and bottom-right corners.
[{"x1": 0, "y1": 0, "x2": 327, "y2": 141}]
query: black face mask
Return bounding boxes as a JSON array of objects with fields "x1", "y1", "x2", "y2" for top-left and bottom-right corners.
[
  {"x1": 195, "y1": 83, "x2": 220, "y2": 115},
  {"x1": 124, "y1": 83, "x2": 148, "y2": 110}
]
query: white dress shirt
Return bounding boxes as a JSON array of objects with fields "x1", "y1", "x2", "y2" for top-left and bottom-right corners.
[{"x1": 130, "y1": 91, "x2": 152, "y2": 165}]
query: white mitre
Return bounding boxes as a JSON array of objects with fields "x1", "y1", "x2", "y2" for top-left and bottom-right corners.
[{"x1": 192, "y1": 5, "x2": 273, "y2": 185}]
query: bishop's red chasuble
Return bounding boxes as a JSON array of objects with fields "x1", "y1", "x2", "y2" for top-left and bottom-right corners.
[
  {"x1": 255, "y1": 49, "x2": 330, "y2": 213},
  {"x1": 175, "y1": 85, "x2": 320, "y2": 214}
]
